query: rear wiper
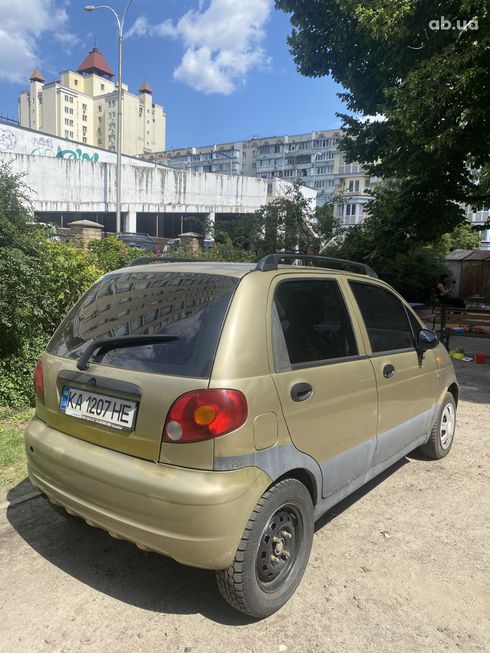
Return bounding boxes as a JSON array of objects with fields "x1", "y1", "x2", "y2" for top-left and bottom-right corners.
[{"x1": 76, "y1": 335, "x2": 179, "y2": 371}]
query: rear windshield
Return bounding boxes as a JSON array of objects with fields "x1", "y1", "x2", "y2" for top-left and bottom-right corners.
[{"x1": 47, "y1": 271, "x2": 239, "y2": 378}]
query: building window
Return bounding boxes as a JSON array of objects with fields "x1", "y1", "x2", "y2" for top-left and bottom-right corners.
[
  {"x1": 101, "y1": 84, "x2": 105, "y2": 91},
  {"x1": 346, "y1": 204, "x2": 355, "y2": 215},
  {"x1": 82, "y1": 126, "x2": 87, "y2": 135},
  {"x1": 349, "y1": 180, "x2": 360, "y2": 192},
  {"x1": 74, "y1": 79, "x2": 78, "y2": 86},
  {"x1": 69, "y1": 108, "x2": 73, "y2": 114},
  {"x1": 82, "y1": 103, "x2": 87, "y2": 111},
  {"x1": 64, "y1": 130, "x2": 69, "y2": 137},
  {"x1": 98, "y1": 106, "x2": 102, "y2": 112},
  {"x1": 64, "y1": 94, "x2": 69, "y2": 101},
  {"x1": 98, "y1": 139, "x2": 102, "y2": 145},
  {"x1": 82, "y1": 115, "x2": 87, "y2": 122},
  {"x1": 83, "y1": 137, "x2": 87, "y2": 143},
  {"x1": 65, "y1": 107, "x2": 69, "y2": 113}
]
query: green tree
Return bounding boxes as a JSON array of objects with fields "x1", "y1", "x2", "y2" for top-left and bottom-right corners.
[
  {"x1": 251, "y1": 181, "x2": 341, "y2": 256},
  {"x1": 275, "y1": 0, "x2": 490, "y2": 241}
]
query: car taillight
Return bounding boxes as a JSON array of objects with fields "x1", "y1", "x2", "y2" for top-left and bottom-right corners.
[
  {"x1": 163, "y1": 389, "x2": 247, "y2": 443},
  {"x1": 33, "y1": 358, "x2": 45, "y2": 404}
]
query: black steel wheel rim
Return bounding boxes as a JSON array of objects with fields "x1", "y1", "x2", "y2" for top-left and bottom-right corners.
[{"x1": 256, "y1": 503, "x2": 303, "y2": 592}]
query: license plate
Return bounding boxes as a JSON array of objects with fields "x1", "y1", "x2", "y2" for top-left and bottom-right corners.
[{"x1": 59, "y1": 386, "x2": 138, "y2": 431}]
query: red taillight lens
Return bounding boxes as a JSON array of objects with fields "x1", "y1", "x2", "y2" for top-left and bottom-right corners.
[
  {"x1": 163, "y1": 389, "x2": 248, "y2": 443},
  {"x1": 33, "y1": 358, "x2": 45, "y2": 404}
]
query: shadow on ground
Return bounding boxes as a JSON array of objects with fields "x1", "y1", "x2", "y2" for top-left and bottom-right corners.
[{"x1": 6, "y1": 457, "x2": 409, "y2": 625}]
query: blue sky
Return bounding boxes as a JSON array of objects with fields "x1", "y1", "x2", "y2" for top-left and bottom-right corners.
[{"x1": 0, "y1": 0, "x2": 347, "y2": 149}]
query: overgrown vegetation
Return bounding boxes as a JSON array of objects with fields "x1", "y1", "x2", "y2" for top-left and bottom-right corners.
[{"x1": 0, "y1": 164, "x2": 145, "y2": 407}]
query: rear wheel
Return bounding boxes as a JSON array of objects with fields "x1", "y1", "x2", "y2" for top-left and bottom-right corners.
[
  {"x1": 216, "y1": 478, "x2": 314, "y2": 619},
  {"x1": 420, "y1": 392, "x2": 456, "y2": 459}
]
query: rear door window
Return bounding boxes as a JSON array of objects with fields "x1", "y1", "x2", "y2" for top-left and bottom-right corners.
[
  {"x1": 273, "y1": 280, "x2": 358, "y2": 370},
  {"x1": 48, "y1": 271, "x2": 238, "y2": 378},
  {"x1": 349, "y1": 282, "x2": 414, "y2": 353}
]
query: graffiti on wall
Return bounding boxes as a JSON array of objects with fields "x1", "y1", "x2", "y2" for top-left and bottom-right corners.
[
  {"x1": 0, "y1": 123, "x2": 108, "y2": 162},
  {"x1": 29, "y1": 136, "x2": 56, "y2": 157},
  {"x1": 0, "y1": 128, "x2": 17, "y2": 151},
  {"x1": 56, "y1": 148, "x2": 99, "y2": 162}
]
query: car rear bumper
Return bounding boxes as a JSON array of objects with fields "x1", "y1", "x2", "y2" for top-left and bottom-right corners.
[{"x1": 25, "y1": 418, "x2": 271, "y2": 570}]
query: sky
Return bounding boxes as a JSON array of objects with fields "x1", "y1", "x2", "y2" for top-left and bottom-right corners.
[{"x1": 0, "y1": 0, "x2": 347, "y2": 149}]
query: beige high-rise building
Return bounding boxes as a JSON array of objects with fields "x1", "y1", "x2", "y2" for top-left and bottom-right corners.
[{"x1": 19, "y1": 48, "x2": 165, "y2": 156}]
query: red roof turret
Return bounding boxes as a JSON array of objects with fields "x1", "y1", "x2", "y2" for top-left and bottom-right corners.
[
  {"x1": 139, "y1": 81, "x2": 153, "y2": 94},
  {"x1": 30, "y1": 67, "x2": 45, "y2": 83},
  {"x1": 77, "y1": 47, "x2": 114, "y2": 78}
]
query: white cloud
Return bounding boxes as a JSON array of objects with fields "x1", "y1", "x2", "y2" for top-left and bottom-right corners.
[
  {"x1": 0, "y1": 0, "x2": 75, "y2": 83},
  {"x1": 126, "y1": 0, "x2": 272, "y2": 95}
]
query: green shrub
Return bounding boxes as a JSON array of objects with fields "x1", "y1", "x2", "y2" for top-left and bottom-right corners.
[
  {"x1": 0, "y1": 337, "x2": 45, "y2": 407},
  {"x1": 88, "y1": 235, "x2": 148, "y2": 272},
  {"x1": 37, "y1": 241, "x2": 102, "y2": 334}
]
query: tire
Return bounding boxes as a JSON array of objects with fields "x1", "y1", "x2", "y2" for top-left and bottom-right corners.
[
  {"x1": 216, "y1": 478, "x2": 314, "y2": 619},
  {"x1": 420, "y1": 392, "x2": 456, "y2": 459}
]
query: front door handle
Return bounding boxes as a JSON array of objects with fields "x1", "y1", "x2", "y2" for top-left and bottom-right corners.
[
  {"x1": 383, "y1": 364, "x2": 396, "y2": 379},
  {"x1": 291, "y1": 382, "x2": 313, "y2": 402}
]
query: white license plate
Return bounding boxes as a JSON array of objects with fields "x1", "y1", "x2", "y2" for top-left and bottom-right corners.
[{"x1": 59, "y1": 386, "x2": 138, "y2": 431}]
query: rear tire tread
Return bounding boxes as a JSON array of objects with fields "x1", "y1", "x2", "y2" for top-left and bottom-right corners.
[{"x1": 216, "y1": 478, "x2": 312, "y2": 618}]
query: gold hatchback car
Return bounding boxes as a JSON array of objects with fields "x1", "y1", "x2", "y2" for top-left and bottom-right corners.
[{"x1": 25, "y1": 253, "x2": 458, "y2": 618}]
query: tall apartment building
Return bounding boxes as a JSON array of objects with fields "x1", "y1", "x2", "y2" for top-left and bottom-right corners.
[
  {"x1": 19, "y1": 48, "x2": 165, "y2": 156},
  {"x1": 143, "y1": 130, "x2": 373, "y2": 226}
]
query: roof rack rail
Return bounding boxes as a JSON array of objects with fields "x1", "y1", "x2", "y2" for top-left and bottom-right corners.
[
  {"x1": 127, "y1": 256, "x2": 204, "y2": 267},
  {"x1": 255, "y1": 253, "x2": 378, "y2": 278}
]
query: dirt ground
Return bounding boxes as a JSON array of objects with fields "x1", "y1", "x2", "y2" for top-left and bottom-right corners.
[{"x1": 1, "y1": 337, "x2": 489, "y2": 653}]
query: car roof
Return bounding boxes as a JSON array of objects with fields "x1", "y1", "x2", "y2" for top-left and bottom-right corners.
[{"x1": 118, "y1": 260, "x2": 382, "y2": 282}]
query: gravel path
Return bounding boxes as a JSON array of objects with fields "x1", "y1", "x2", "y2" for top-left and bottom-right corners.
[{"x1": 1, "y1": 348, "x2": 489, "y2": 653}]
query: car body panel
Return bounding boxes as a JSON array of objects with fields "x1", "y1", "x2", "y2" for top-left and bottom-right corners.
[
  {"x1": 265, "y1": 272, "x2": 378, "y2": 498},
  {"x1": 25, "y1": 261, "x2": 459, "y2": 572},
  {"x1": 25, "y1": 417, "x2": 271, "y2": 569},
  {"x1": 41, "y1": 351, "x2": 211, "y2": 466}
]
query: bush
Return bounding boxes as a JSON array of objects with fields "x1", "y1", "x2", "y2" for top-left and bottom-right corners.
[
  {"x1": 88, "y1": 236, "x2": 147, "y2": 272},
  {"x1": 38, "y1": 241, "x2": 102, "y2": 334},
  {"x1": 0, "y1": 337, "x2": 45, "y2": 407}
]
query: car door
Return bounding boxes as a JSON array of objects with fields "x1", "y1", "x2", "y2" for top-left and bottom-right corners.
[
  {"x1": 269, "y1": 275, "x2": 378, "y2": 499},
  {"x1": 347, "y1": 280, "x2": 439, "y2": 465}
]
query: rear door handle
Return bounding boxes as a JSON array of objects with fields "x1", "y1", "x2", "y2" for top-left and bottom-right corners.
[
  {"x1": 290, "y1": 382, "x2": 313, "y2": 402},
  {"x1": 383, "y1": 364, "x2": 396, "y2": 379}
]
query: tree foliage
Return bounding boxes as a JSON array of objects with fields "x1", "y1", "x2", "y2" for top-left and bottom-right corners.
[
  {"x1": 325, "y1": 205, "x2": 481, "y2": 300},
  {"x1": 251, "y1": 182, "x2": 342, "y2": 256},
  {"x1": 0, "y1": 163, "x2": 145, "y2": 406},
  {"x1": 276, "y1": 0, "x2": 490, "y2": 240}
]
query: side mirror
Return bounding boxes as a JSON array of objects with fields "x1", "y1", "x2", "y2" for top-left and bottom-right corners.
[{"x1": 416, "y1": 328, "x2": 439, "y2": 352}]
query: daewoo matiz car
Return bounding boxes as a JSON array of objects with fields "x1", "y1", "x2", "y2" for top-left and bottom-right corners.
[{"x1": 25, "y1": 253, "x2": 458, "y2": 618}]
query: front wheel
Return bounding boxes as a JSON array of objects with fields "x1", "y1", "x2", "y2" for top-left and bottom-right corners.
[
  {"x1": 216, "y1": 478, "x2": 314, "y2": 618},
  {"x1": 420, "y1": 392, "x2": 456, "y2": 459}
]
